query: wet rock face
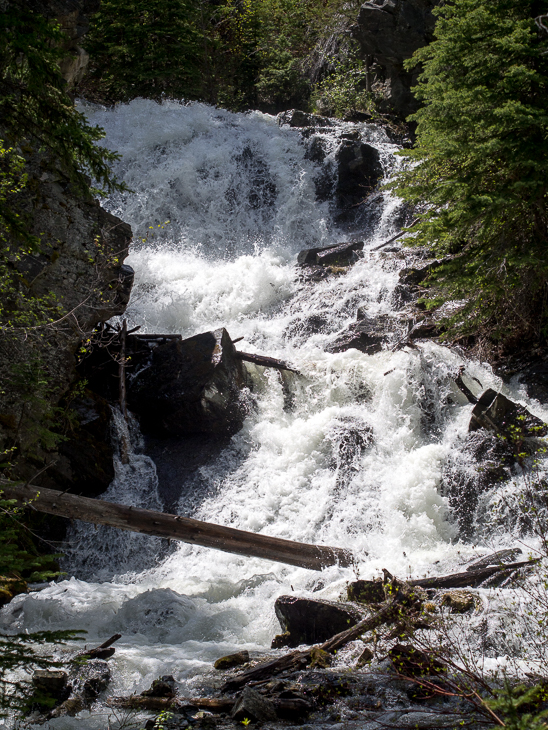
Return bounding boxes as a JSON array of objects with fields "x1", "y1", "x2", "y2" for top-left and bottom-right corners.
[
  {"x1": 273, "y1": 595, "x2": 364, "y2": 648},
  {"x1": 326, "y1": 314, "x2": 399, "y2": 355},
  {"x1": 441, "y1": 431, "x2": 515, "y2": 538},
  {"x1": 353, "y1": 0, "x2": 440, "y2": 118},
  {"x1": 334, "y1": 140, "x2": 383, "y2": 213},
  {"x1": 127, "y1": 329, "x2": 250, "y2": 437}
]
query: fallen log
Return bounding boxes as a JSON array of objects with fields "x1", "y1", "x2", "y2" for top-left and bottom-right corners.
[
  {"x1": 109, "y1": 695, "x2": 311, "y2": 717},
  {"x1": 465, "y1": 548, "x2": 522, "y2": 572},
  {"x1": 371, "y1": 218, "x2": 420, "y2": 251},
  {"x1": 222, "y1": 601, "x2": 399, "y2": 693},
  {"x1": 1, "y1": 482, "x2": 351, "y2": 572},
  {"x1": 409, "y1": 559, "x2": 538, "y2": 589},
  {"x1": 235, "y1": 351, "x2": 300, "y2": 374}
]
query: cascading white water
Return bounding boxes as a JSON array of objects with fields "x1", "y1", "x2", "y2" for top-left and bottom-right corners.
[{"x1": 3, "y1": 100, "x2": 548, "y2": 726}]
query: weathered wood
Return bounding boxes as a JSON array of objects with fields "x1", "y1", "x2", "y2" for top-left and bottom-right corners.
[
  {"x1": 75, "y1": 633, "x2": 121, "y2": 661},
  {"x1": 465, "y1": 548, "x2": 522, "y2": 572},
  {"x1": 409, "y1": 559, "x2": 538, "y2": 589},
  {"x1": 2, "y1": 483, "x2": 351, "y2": 572},
  {"x1": 109, "y1": 695, "x2": 311, "y2": 717},
  {"x1": 119, "y1": 319, "x2": 129, "y2": 464},
  {"x1": 235, "y1": 351, "x2": 300, "y2": 374},
  {"x1": 222, "y1": 601, "x2": 398, "y2": 693},
  {"x1": 371, "y1": 218, "x2": 420, "y2": 251},
  {"x1": 454, "y1": 367, "x2": 478, "y2": 404}
]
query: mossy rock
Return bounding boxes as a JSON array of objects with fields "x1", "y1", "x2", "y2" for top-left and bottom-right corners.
[
  {"x1": 347, "y1": 579, "x2": 385, "y2": 604},
  {"x1": 214, "y1": 650, "x2": 249, "y2": 670},
  {"x1": 440, "y1": 590, "x2": 479, "y2": 613},
  {"x1": 0, "y1": 576, "x2": 28, "y2": 607}
]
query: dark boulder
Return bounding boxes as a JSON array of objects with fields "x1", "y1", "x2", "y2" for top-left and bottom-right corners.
[
  {"x1": 469, "y1": 388, "x2": 547, "y2": 437},
  {"x1": 127, "y1": 329, "x2": 250, "y2": 437},
  {"x1": 272, "y1": 595, "x2": 363, "y2": 648},
  {"x1": 347, "y1": 579, "x2": 385, "y2": 604},
  {"x1": 297, "y1": 241, "x2": 364, "y2": 267},
  {"x1": 49, "y1": 390, "x2": 115, "y2": 499},
  {"x1": 141, "y1": 675, "x2": 177, "y2": 698},
  {"x1": 231, "y1": 687, "x2": 277, "y2": 724},
  {"x1": 335, "y1": 140, "x2": 383, "y2": 213}
]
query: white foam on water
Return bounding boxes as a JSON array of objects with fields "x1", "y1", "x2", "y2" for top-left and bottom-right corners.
[{"x1": 4, "y1": 100, "x2": 548, "y2": 725}]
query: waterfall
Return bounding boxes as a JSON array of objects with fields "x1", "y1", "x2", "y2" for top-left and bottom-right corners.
[{"x1": 2, "y1": 100, "x2": 547, "y2": 719}]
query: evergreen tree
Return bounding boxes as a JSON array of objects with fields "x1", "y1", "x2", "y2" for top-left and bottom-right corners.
[
  {"x1": 85, "y1": 0, "x2": 204, "y2": 102},
  {"x1": 392, "y1": 0, "x2": 548, "y2": 348}
]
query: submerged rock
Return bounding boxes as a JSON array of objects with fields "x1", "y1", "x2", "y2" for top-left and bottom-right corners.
[
  {"x1": 325, "y1": 315, "x2": 395, "y2": 355},
  {"x1": 214, "y1": 650, "x2": 250, "y2": 671}
]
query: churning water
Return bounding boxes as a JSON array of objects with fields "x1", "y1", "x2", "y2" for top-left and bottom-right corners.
[{"x1": 3, "y1": 100, "x2": 548, "y2": 727}]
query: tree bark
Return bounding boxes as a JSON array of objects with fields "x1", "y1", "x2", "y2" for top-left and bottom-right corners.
[{"x1": 1, "y1": 482, "x2": 351, "y2": 571}]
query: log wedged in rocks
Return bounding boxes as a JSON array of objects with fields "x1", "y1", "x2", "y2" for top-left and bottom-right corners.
[
  {"x1": 409, "y1": 559, "x2": 538, "y2": 589},
  {"x1": 297, "y1": 240, "x2": 363, "y2": 267},
  {"x1": 75, "y1": 633, "x2": 121, "y2": 661},
  {"x1": 235, "y1": 351, "x2": 299, "y2": 374},
  {"x1": 1, "y1": 482, "x2": 352, "y2": 571},
  {"x1": 222, "y1": 578, "x2": 422, "y2": 693},
  {"x1": 465, "y1": 548, "x2": 522, "y2": 572}
]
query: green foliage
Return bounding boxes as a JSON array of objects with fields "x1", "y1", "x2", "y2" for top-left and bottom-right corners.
[
  {"x1": 0, "y1": 4, "x2": 123, "y2": 203},
  {"x1": 85, "y1": 0, "x2": 203, "y2": 102},
  {"x1": 391, "y1": 0, "x2": 548, "y2": 345},
  {"x1": 487, "y1": 683, "x2": 548, "y2": 729},
  {"x1": 312, "y1": 55, "x2": 374, "y2": 118},
  {"x1": 85, "y1": 0, "x2": 364, "y2": 112}
]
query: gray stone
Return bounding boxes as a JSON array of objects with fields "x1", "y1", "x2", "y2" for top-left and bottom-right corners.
[
  {"x1": 352, "y1": 0, "x2": 440, "y2": 119},
  {"x1": 277, "y1": 109, "x2": 332, "y2": 128},
  {"x1": 231, "y1": 687, "x2": 277, "y2": 724}
]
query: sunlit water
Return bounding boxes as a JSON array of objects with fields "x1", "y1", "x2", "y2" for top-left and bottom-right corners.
[{"x1": 2, "y1": 100, "x2": 547, "y2": 726}]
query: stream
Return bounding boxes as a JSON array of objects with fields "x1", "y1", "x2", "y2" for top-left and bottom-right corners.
[{"x1": 2, "y1": 100, "x2": 548, "y2": 728}]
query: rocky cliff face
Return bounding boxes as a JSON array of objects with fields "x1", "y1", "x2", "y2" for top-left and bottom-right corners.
[
  {"x1": 353, "y1": 0, "x2": 440, "y2": 118},
  {"x1": 0, "y1": 0, "x2": 132, "y2": 494},
  {"x1": 29, "y1": 0, "x2": 100, "y2": 86}
]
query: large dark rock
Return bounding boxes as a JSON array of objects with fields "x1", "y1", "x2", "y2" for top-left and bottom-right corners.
[
  {"x1": 231, "y1": 687, "x2": 277, "y2": 724},
  {"x1": 335, "y1": 140, "x2": 383, "y2": 212},
  {"x1": 47, "y1": 390, "x2": 115, "y2": 498},
  {"x1": 353, "y1": 0, "x2": 440, "y2": 119},
  {"x1": 127, "y1": 329, "x2": 250, "y2": 437},
  {"x1": 469, "y1": 389, "x2": 547, "y2": 438},
  {"x1": 273, "y1": 595, "x2": 363, "y2": 648}
]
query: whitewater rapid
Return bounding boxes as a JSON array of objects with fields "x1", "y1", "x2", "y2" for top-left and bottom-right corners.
[{"x1": 3, "y1": 100, "x2": 547, "y2": 727}]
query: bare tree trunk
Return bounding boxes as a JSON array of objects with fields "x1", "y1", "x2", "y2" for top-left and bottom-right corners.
[{"x1": 1, "y1": 483, "x2": 352, "y2": 571}]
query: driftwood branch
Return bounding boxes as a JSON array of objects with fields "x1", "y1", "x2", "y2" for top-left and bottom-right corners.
[
  {"x1": 222, "y1": 600, "x2": 401, "y2": 693},
  {"x1": 371, "y1": 218, "x2": 420, "y2": 252},
  {"x1": 1, "y1": 483, "x2": 351, "y2": 572},
  {"x1": 235, "y1": 351, "x2": 300, "y2": 374},
  {"x1": 75, "y1": 633, "x2": 122, "y2": 661},
  {"x1": 409, "y1": 559, "x2": 538, "y2": 589}
]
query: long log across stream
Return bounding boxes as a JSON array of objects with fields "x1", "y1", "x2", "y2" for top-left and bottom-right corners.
[{"x1": 2, "y1": 483, "x2": 352, "y2": 571}]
